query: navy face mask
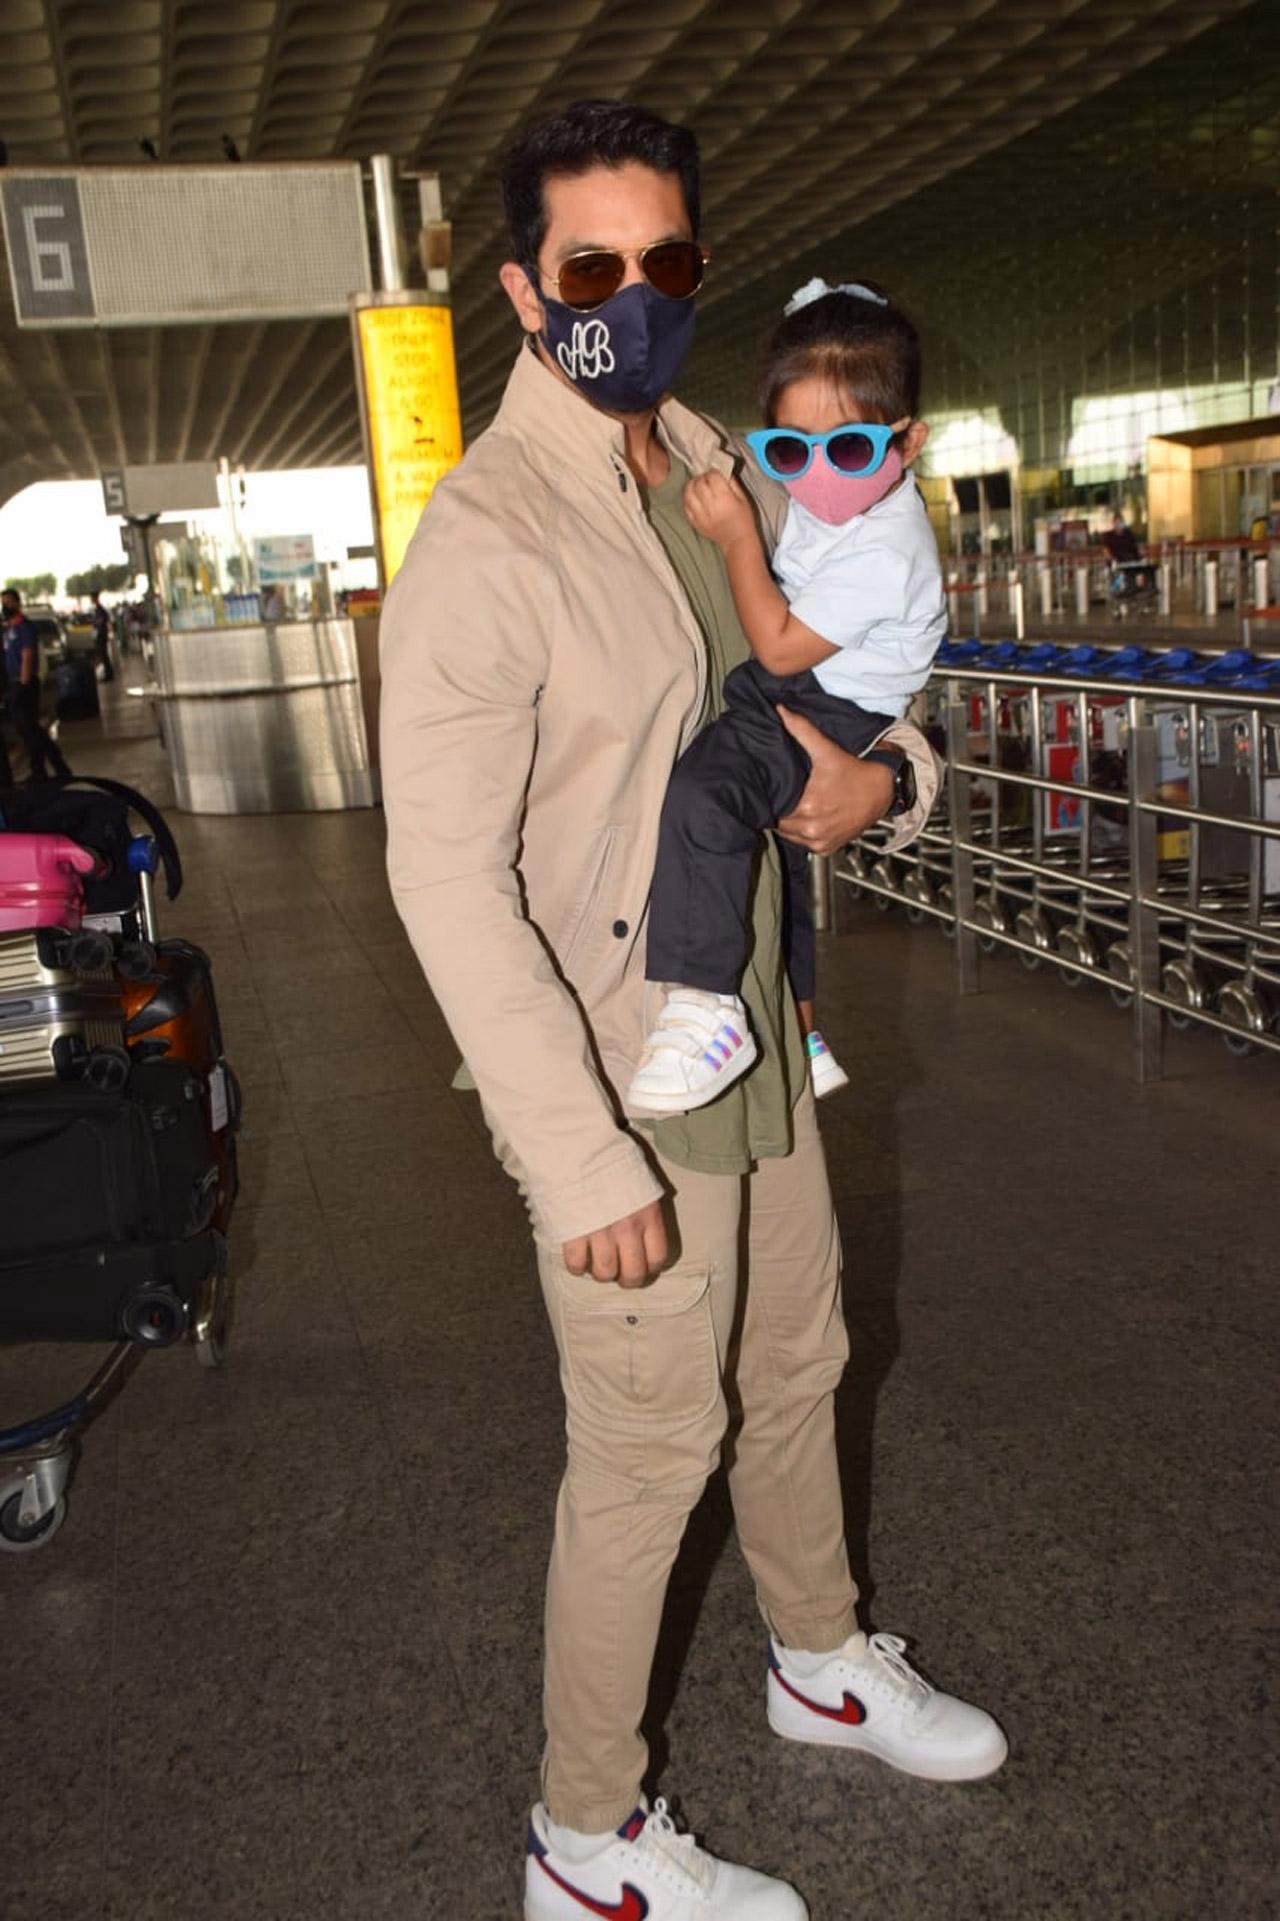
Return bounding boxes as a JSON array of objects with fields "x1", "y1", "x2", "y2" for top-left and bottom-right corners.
[{"x1": 534, "y1": 277, "x2": 696, "y2": 415}]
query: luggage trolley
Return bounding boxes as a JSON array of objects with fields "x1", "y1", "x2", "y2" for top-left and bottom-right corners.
[
  {"x1": 836, "y1": 641, "x2": 1280, "y2": 1071},
  {"x1": 0, "y1": 783, "x2": 237, "y2": 1551},
  {"x1": 1109, "y1": 559, "x2": 1159, "y2": 620}
]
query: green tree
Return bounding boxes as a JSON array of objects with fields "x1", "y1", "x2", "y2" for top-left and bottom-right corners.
[
  {"x1": 64, "y1": 562, "x2": 132, "y2": 597},
  {"x1": 4, "y1": 573, "x2": 56, "y2": 600}
]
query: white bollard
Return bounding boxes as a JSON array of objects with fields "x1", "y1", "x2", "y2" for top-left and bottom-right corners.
[
  {"x1": 1254, "y1": 555, "x2": 1269, "y2": 610},
  {"x1": 1075, "y1": 565, "x2": 1089, "y2": 617},
  {"x1": 1204, "y1": 557, "x2": 1218, "y2": 619},
  {"x1": 1038, "y1": 564, "x2": 1053, "y2": 619},
  {"x1": 1012, "y1": 576, "x2": 1026, "y2": 640},
  {"x1": 976, "y1": 569, "x2": 989, "y2": 619},
  {"x1": 1159, "y1": 560, "x2": 1172, "y2": 616}
]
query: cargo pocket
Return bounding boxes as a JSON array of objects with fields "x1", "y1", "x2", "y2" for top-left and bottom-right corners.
[{"x1": 554, "y1": 1266, "x2": 719, "y2": 1432}]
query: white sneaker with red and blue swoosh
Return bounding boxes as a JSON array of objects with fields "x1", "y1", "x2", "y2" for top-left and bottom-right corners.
[
  {"x1": 525, "y1": 1797, "x2": 807, "y2": 1920},
  {"x1": 768, "y1": 1632, "x2": 1008, "y2": 1781}
]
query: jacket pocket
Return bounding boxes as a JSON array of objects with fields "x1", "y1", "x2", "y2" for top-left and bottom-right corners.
[
  {"x1": 553, "y1": 1265, "x2": 719, "y2": 1432},
  {"x1": 555, "y1": 824, "x2": 631, "y2": 989}
]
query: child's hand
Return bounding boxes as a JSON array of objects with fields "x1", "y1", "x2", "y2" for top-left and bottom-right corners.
[{"x1": 684, "y1": 471, "x2": 756, "y2": 550}]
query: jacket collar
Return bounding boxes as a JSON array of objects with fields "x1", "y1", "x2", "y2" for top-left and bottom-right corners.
[
  {"x1": 493, "y1": 338, "x2": 736, "y2": 486},
  {"x1": 491, "y1": 337, "x2": 787, "y2": 544}
]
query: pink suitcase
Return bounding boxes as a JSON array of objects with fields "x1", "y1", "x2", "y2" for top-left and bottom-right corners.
[{"x1": 0, "y1": 834, "x2": 99, "y2": 933}]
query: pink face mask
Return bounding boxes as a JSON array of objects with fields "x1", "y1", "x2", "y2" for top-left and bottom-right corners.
[{"x1": 784, "y1": 446, "x2": 904, "y2": 526}]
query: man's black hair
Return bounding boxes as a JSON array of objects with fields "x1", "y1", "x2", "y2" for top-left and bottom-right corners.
[
  {"x1": 760, "y1": 281, "x2": 921, "y2": 427},
  {"x1": 1, "y1": 587, "x2": 20, "y2": 607},
  {"x1": 501, "y1": 99, "x2": 700, "y2": 271}
]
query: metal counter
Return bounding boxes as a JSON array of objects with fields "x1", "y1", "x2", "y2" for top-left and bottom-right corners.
[{"x1": 150, "y1": 618, "x2": 378, "y2": 814}]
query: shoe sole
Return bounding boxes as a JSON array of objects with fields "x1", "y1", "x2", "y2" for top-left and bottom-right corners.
[
  {"x1": 530, "y1": 1875, "x2": 809, "y2": 1920},
  {"x1": 768, "y1": 1705, "x2": 1008, "y2": 1782},
  {"x1": 627, "y1": 1038, "x2": 759, "y2": 1117}
]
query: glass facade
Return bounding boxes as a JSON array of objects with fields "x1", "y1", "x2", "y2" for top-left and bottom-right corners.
[{"x1": 684, "y1": 0, "x2": 1280, "y2": 554}]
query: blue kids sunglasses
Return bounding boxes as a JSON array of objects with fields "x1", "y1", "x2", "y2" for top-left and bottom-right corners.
[{"x1": 746, "y1": 416, "x2": 910, "y2": 482}]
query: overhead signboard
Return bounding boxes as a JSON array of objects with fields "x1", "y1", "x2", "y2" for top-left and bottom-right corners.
[
  {"x1": 2, "y1": 175, "x2": 94, "y2": 323},
  {"x1": 353, "y1": 298, "x2": 462, "y2": 587},
  {"x1": 1, "y1": 164, "x2": 371, "y2": 328},
  {"x1": 100, "y1": 462, "x2": 220, "y2": 517}
]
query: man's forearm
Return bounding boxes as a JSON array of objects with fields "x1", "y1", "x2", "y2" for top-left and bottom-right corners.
[{"x1": 390, "y1": 865, "x2": 662, "y2": 1245}]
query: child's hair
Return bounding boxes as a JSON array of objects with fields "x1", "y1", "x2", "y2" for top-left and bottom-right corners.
[{"x1": 759, "y1": 280, "x2": 921, "y2": 427}]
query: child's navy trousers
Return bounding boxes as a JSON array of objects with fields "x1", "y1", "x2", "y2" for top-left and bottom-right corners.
[{"x1": 646, "y1": 658, "x2": 893, "y2": 1002}]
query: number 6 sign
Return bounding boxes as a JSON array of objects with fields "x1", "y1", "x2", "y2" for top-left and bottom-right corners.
[{"x1": 0, "y1": 176, "x2": 94, "y2": 324}]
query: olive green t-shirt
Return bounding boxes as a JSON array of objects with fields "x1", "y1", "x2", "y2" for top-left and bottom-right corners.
[{"x1": 641, "y1": 451, "x2": 806, "y2": 1176}]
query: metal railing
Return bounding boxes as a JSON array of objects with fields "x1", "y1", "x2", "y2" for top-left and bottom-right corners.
[
  {"x1": 833, "y1": 658, "x2": 1280, "y2": 1080},
  {"x1": 937, "y1": 538, "x2": 1279, "y2": 633}
]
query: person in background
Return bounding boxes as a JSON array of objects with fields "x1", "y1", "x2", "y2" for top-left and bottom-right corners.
[
  {"x1": 260, "y1": 582, "x2": 287, "y2": 623},
  {"x1": 89, "y1": 590, "x2": 115, "y2": 683},
  {"x1": 0, "y1": 646, "x2": 13, "y2": 788},
  {"x1": 1, "y1": 589, "x2": 71, "y2": 782},
  {"x1": 1101, "y1": 511, "x2": 1141, "y2": 565}
]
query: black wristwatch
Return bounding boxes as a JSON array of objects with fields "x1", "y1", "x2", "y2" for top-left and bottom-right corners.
[{"x1": 863, "y1": 748, "x2": 917, "y2": 819}]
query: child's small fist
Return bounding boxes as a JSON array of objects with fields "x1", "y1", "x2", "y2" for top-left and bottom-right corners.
[{"x1": 683, "y1": 470, "x2": 754, "y2": 547}]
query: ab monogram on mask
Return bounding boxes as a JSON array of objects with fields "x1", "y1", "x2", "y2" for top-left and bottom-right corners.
[
  {"x1": 536, "y1": 276, "x2": 697, "y2": 414},
  {"x1": 555, "y1": 319, "x2": 616, "y2": 383}
]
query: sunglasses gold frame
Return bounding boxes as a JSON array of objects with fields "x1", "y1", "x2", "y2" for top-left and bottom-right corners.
[{"x1": 540, "y1": 241, "x2": 710, "y2": 313}]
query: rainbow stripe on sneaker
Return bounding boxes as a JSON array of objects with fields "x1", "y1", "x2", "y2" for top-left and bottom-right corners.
[{"x1": 702, "y1": 1021, "x2": 745, "y2": 1070}]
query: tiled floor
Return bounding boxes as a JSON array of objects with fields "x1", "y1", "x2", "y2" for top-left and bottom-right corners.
[{"x1": 2, "y1": 681, "x2": 1276, "y2": 1920}]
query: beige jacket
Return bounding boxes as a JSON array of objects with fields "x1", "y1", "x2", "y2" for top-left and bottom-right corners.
[{"x1": 380, "y1": 343, "x2": 939, "y2": 1246}]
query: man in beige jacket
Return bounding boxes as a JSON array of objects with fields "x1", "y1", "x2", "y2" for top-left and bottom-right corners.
[{"x1": 381, "y1": 100, "x2": 1005, "y2": 1921}]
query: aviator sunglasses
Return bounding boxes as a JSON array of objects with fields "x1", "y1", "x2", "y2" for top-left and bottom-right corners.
[
  {"x1": 746, "y1": 417, "x2": 911, "y2": 483},
  {"x1": 540, "y1": 239, "x2": 709, "y2": 312}
]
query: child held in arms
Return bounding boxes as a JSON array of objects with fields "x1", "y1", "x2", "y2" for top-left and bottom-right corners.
[{"x1": 628, "y1": 278, "x2": 947, "y2": 1116}]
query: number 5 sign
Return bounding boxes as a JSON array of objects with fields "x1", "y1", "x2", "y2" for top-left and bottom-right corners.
[{"x1": 0, "y1": 176, "x2": 94, "y2": 325}]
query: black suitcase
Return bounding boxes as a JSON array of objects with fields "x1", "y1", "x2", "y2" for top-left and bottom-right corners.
[
  {"x1": 0, "y1": 1234, "x2": 223, "y2": 1344},
  {"x1": 53, "y1": 655, "x2": 99, "y2": 722},
  {"x1": 0, "y1": 1058, "x2": 223, "y2": 1343}
]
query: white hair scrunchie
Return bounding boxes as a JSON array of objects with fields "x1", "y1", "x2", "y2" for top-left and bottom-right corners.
[{"x1": 784, "y1": 276, "x2": 888, "y2": 315}]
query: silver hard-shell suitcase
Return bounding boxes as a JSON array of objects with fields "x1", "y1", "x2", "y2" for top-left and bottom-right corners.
[{"x1": 0, "y1": 928, "x2": 128, "y2": 1090}]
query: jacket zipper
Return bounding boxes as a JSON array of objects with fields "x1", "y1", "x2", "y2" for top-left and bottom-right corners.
[{"x1": 608, "y1": 452, "x2": 707, "y2": 745}]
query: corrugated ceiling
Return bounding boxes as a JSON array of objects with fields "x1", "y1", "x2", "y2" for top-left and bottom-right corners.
[{"x1": 0, "y1": 0, "x2": 1265, "y2": 504}]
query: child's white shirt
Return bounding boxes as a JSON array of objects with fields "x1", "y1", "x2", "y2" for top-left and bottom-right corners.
[{"x1": 772, "y1": 474, "x2": 948, "y2": 718}]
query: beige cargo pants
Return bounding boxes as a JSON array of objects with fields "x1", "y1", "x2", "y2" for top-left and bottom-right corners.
[{"x1": 535, "y1": 1087, "x2": 859, "y2": 1831}]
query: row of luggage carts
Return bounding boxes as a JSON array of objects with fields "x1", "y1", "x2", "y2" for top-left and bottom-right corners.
[
  {"x1": 0, "y1": 778, "x2": 239, "y2": 1550},
  {"x1": 837, "y1": 640, "x2": 1280, "y2": 1072}
]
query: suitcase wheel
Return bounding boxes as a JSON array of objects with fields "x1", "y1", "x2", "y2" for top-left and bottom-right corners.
[
  {"x1": 121, "y1": 1285, "x2": 189, "y2": 1347},
  {"x1": 0, "y1": 1476, "x2": 67, "y2": 1553},
  {"x1": 116, "y1": 940, "x2": 159, "y2": 981},
  {"x1": 67, "y1": 929, "x2": 116, "y2": 975},
  {"x1": 84, "y1": 1047, "x2": 131, "y2": 1093}
]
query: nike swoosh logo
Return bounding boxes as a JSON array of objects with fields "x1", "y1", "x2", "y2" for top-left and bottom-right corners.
[
  {"x1": 535, "y1": 1858, "x2": 649, "y2": 1919},
  {"x1": 773, "y1": 1665, "x2": 867, "y2": 1725}
]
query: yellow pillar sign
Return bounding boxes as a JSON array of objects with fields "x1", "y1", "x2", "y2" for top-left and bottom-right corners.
[{"x1": 355, "y1": 301, "x2": 462, "y2": 586}]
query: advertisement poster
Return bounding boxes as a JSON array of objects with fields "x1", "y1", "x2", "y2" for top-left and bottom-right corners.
[{"x1": 255, "y1": 534, "x2": 317, "y2": 583}]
